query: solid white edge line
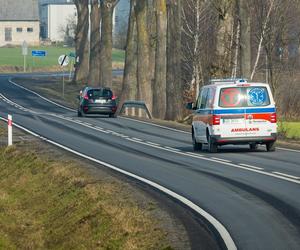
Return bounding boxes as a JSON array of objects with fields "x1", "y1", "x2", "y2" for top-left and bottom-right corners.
[
  {"x1": 211, "y1": 157, "x2": 232, "y2": 163},
  {"x1": 119, "y1": 116, "x2": 191, "y2": 134},
  {"x1": 6, "y1": 78, "x2": 300, "y2": 153},
  {"x1": 239, "y1": 163, "x2": 264, "y2": 170},
  {"x1": 8, "y1": 79, "x2": 75, "y2": 112},
  {"x1": 276, "y1": 147, "x2": 300, "y2": 153},
  {"x1": 0, "y1": 116, "x2": 237, "y2": 250},
  {"x1": 272, "y1": 172, "x2": 300, "y2": 180},
  {"x1": 1, "y1": 91, "x2": 299, "y2": 186}
]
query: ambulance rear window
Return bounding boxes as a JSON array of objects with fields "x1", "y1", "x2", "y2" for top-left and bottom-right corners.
[{"x1": 219, "y1": 87, "x2": 270, "y2": 107}]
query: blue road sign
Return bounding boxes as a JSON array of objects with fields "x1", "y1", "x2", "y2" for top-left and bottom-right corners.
[{"x1": 31, "y1": 50, "x2": 47, "y2": 57}]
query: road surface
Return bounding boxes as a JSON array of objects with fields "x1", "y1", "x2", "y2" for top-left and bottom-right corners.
[{"x1": 0, "y1": 74, "x2": 299, "y2": 250}]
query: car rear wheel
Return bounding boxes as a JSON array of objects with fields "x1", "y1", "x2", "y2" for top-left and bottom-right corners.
[
  {"x1": 192, "y1": 133, "x2": 202, "y2": 151},
  {"x1": 249, "y1": 143, "x2": 258, "y2": 151},
  {"x1": 77, "y1": 110, "x2": 82, "y2": 117},
  {"x1": 208, "y1": 135, "x2": 218, "y2": 153},
  {"x1": 266, "y1": 141, "x2": 276, "y2": 152}
]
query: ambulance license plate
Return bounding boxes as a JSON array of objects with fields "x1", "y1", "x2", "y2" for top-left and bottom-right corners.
[{"x1": 222, "y1": 118, "x2": 244, "y2": 124}]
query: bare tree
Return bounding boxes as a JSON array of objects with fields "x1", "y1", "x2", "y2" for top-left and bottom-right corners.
[
  {"x1": 89, "y1": 0, "x2": 101, "y2": 86},
  {"x1": 153, "y1": 0, "x2": 167, "y2": 119},
  {"x1": 99, "y1": 0, "x2": 119, "y2": 88},
  {"x1": 135, "y1": 0, "x2": 152, "y2": 112},
  {"x1": 238, "y1": 0, "x2": 251, "y2": 78},
  {"x1": 213, "y1": 0, "x2": 234, "y2": 76},
  {"x1": 119, "y1": 0, "x2": 138, "y2": 106},
  {"x1": 73, "y1": 0, "x2": 90, "y2": 84},
  {"x1": 166, "y1": 0, "x2": 183, "y2": 120}
]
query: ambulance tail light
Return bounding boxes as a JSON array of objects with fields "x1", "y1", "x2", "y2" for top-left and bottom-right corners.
[
  {"x1": 270, "y1": 113, "x2": 277, "y2": 123},
  {"x1": 212, "y1": 115, "x2": 221, "y2": 125}
]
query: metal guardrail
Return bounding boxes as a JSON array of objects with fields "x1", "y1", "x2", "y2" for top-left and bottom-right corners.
[{"x1": 119, "y1": 100, "x2": 152, "y2": 119}]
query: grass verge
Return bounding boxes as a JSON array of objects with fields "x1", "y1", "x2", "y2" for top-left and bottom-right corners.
[
  {"x1": 0, "y1": 125, "x2": 178, "y2": 249},
  {"x1": 0, "y1": 46, "x2": 125, "y2": 72},
  {"x1": 278, "y1": 121, "x2": 300, "y2": 140}
]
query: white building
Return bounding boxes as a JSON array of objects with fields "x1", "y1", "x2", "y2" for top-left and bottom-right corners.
[
  {"x1": 40, "y1": 0, "x2": 129, "y2": 43},
  {"x1": 0, "y1": 0, "x2": 40, "y2": 47},
  {"x1": 40, "y1": 2, "x2": 76, "y2": 41}
]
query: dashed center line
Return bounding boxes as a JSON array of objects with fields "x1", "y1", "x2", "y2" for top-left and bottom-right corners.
[{"x1": 1, "y1": 92, "x2": 299, "y2": 186}]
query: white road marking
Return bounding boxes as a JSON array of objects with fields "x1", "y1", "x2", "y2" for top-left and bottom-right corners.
[
  {"x1": 120, "y1": 116, "x2": 191, "y2": 134},
  {"x1": 0, "y1": 116, "x2": 236, "y2": 250},
  {"x1": 7, "y1": 78, "x2": 300, "y2": 154},
  {"x1": 164, "y1": 146, "x2": 180, "y2": 151},
  {"x1": 8, "y1": 79, "x2": 75, "y2": 112},
  {"x1": 276, "y1": 147, "x2": 300, "y2": 153},
  {"x1": 239, "y1": 163, "x2": 264, "y2": 170},
  {"x1": 272, "y1": 172, "x2": 300, "y2": 180},
  {"x1": 211, "y1": 157, "x2": 232, "y2": 163},
  {"x1": 186, "y1": 152, "x2": 205, "y2": 157},
  {"x1": 132, "y1": 137, "x2": 142, "y2": 141},
  {"x1": 145, "y1": 141, "x2": 161, "y2": 146},
  {"x1": 2, "y1": 82, "x2": 300, "y2": 185}
]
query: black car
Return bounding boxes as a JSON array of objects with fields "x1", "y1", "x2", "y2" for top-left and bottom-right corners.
[{"x1": 77, "y1": 87, "x2": 117, "y2": 118}]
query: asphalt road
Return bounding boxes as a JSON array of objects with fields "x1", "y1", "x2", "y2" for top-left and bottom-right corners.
[{"x1": 0, "y1": 74, "x2": 300, "y2": 250}]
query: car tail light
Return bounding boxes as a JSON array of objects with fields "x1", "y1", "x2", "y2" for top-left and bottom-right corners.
[
  {"x1": 83, "y1": 106, "x2": 88, "y2": 112},
  {"x1": 112, "y1": 106, "x2": 117, "y2": 112},
  {"x1": 84, "y1": 94, "x2": 89, "y2": 100},
  {"x1": 212, "y1": 115, "x2": 220, "y2": 125},
  {"x1": 270, "y1": 113, "x2": 277, "y2": 123},
  {"x1": 112, "y1": 95, "x2": 117, "y2": 100}
]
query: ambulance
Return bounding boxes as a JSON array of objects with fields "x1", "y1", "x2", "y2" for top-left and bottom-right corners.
[{"x1": 187, "y1": 79, "x2": 277, "y2": 153}]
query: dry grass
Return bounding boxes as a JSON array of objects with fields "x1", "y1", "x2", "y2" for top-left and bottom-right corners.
[{"x1": 0, "y1": 126, "x2": 174, "y2": 249}]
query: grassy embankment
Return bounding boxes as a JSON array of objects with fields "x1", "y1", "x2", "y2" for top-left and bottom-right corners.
[
  {"x1": 278, "y1": 121, "x2": 300, "y2": 140},
  {"x1": 0, "y1": 46, "x2": 125, "y2": 72},
  {"x1": 0, "y1": 125, "x2": 174, "y2": 249}
]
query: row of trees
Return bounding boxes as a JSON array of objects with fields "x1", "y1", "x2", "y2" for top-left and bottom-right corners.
[{"x1": 73, "y1": 0, "x2": 300, "y2": 120}]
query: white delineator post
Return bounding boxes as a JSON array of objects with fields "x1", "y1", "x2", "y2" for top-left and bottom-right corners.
[{"x1": 8, "y1": 115, "x2": 12, "y2": 146}]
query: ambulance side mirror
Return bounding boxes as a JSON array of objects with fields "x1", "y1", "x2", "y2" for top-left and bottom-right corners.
[{"x1": 186, "y1": 102, "x2": 196, "y2": 110}]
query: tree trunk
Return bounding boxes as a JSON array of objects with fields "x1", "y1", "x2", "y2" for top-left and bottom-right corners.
[
  {"x1": 166, "y1": 0, "x2": 183, "y2": 120},
  {"x1": 73, "y1": 0, "x2": 90, "y2": 84},
  {"x1": 89, "y1": 0, "x2": 101, "y2": 86},
  {"x1": 238, "y1": 0, "x2": 251, "y2": 78},
  {"x1": 215, "y1": 0, "x2": 234, "y2": 76},
  {"x1": 99, "y1": 0, "x2": 119, "y2": 88},
  {"x1": 119, "y1": 0, "x2": 137, "y2": 106},
  {"x1": 135, "y1": 0, "x2": 152, "y2": 113},
  {"x1": 153, "y1": 0, "x2": 167, "y2": 119}
]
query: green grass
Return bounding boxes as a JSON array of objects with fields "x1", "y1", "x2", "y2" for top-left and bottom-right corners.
[
  {"x1": 278, "y1": 122, "x2": 300, "y2": 139},
  {"x1": 0, "y1": 46, "x2": 125, "y2": 68}
]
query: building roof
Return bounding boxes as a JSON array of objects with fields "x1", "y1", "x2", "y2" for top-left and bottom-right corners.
[{"x1": 0, "y1": 0, "x2": 39, "y2": 21}]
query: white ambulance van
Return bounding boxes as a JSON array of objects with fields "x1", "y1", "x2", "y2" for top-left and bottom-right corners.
[{"x1": 187, "y1": 79, "x2": 277, "y2": 153}]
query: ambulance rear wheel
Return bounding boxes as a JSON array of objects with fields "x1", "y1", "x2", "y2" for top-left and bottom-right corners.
[
  {"x1": 208, "y1": 135, "x2": 218, "y2": 153},
  {"x1": 249, "y1": 143, "x2": 258, "y2": 151},
  {"x1": 266, "y1": 141, "x2": 276, "y2": 152},
  {"x1": 192, "y1": 133, "x2": 202, "y2": 151}
]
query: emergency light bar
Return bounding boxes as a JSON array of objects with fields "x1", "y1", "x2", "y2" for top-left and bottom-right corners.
[{"x1": 210, "y1": 78, "x2": 248, "y2": 85}]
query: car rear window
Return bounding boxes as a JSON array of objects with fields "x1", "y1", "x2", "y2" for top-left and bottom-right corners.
[
  {"x1": 219, "y1": 87, "x2": 270, "y2": 107},
  {"x1": 87, "y1": 89, "x2": 112, "y2": 99}
]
